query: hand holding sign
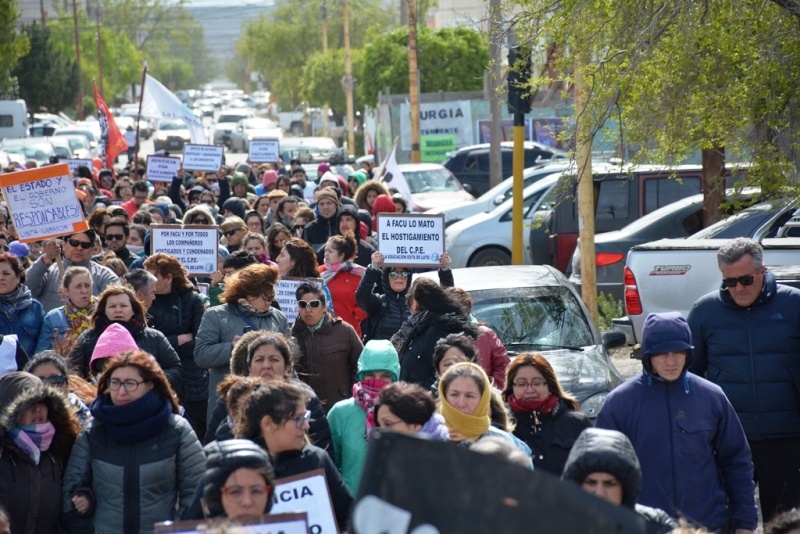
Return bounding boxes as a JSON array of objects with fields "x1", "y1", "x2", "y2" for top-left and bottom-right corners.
[{"x1": 42, "y1": 239, "x2": 62, "y2": 267}]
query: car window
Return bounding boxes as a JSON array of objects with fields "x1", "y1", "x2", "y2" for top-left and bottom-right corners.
[
  {"x1": 523, "y1": 150, "x2": 541, "y2": 167},
  {"x1": 680, "y1": 210, "x2": 704, "y2": 235},
  {"x1": 501, "y1": 151, "x2": 514, "y2": 171},
  {"x1": 405, "y1": 168, "x2": 461, "y2": 193},
  {"x1": 595, "y1": 177, "x2": 630, "y2": 220},
  {"x1": 470, "y1": 286, "x2": 594, "y2": 347},
  {"x1": 691, "y1": 202, "x2": 786, "y2": 239},
  {"x1": 477, "y1": 153, "x2": 491, "y2": 172},
  {"x1": 465, "y1": 154, "x2": 479, "y2": 171},
  {"x1": 499, "y1": 188, "x2": 551, "y2": 222},
  {"x1": 643, "y1": 176, "x2": 701, "y2": 214}
]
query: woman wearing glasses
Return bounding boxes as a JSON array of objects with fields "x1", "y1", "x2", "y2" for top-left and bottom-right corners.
[
  {"x1": 220, "y1": 217, "x2": 248, "y2": 253},
  {"x1": 36, "y1": 266, "x2": 94, "y2": 354},
  {"x1": 25, "y1": 351, "x2": 92, "y2": 424},
  {"x1": 502, "y1": 352, "x2": 590, "y2": 474},
  {"x1": 62, "y1": 351, "x2": 205, "y2": 533},
  {"x1": 0, "y1": 371, "x2": 80, "y2": 534},
  {"x1": 291, "y1": 282, "x2": 363, "y2": 413},
  {"x1": 0, "y1": 252, "x2": 44, "y2": 356},
  {"x1": 237, "y1": 381, "x2": 353, "y2": 530},
  {"x1": 182, "y1": 204, "x2": 216, "y2": 227}
]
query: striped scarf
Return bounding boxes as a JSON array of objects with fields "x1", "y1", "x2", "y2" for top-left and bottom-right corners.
[{"x1": 7, "y1": 422, "x2": 55, "y2": 464}]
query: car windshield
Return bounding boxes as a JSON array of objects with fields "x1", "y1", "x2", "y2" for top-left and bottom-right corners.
[
  {"x1": 242, "y1": 118, "x2": 278, "y2": 130},
  {"x1": 470, "y1": 286, "x2": 594, "y2": 348},
  {"x1": 218, "y1": 114, "x2": 249, "y2": 123},
  {"x1": 66, "y1": 138, "x2": 88, "y2": 150},
  {"x1": 405, "y1": 168, "x2": 461, "y2": 193},
  {"x1": 5, "y1": 145, "x2": 53, "y2": 160},
  {"x1": 159, "y1": 121, "x2": 186, "y2": 131},
  {"x1": 690, "y1": 201, "x2": 786, "y2": 239}
]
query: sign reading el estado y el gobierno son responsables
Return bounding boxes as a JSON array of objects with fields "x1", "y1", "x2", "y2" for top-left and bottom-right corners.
[
  {"x1": 376, "y1": 213, "x2": 445, "y2": 268},
  {"x1": 181, "y1": 144, "x2": 224, "y2": 172},
  {"x1": 0, "y1": 163, "x2": 90, "y2": 243},
  {"x1": 150, "y1": 225, "x2": 219, "y2": 276}
]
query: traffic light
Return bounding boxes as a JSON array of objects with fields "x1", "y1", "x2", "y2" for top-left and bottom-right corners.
[{"x1": 507, "y1": 46, "x2": 532, "y2": 115}]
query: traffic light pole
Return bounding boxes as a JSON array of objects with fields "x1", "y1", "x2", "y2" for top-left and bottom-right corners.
[{"x1": 508, "y1": 46, "x2": 531, "y2": 265}]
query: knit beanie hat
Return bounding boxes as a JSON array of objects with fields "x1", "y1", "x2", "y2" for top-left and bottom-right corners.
[
  {"x1": 90, "y1": 323, "x2": 138, "y2": 374},
  {"x1": 261, "y1": 170, "x2": 279, "y2": 190},
  {"x1": 315, "y1": 188, "x2": 339, "y2": 206},
  {"x1": 203, "y1": 439, "x2": 275, "y2": 518},
  {"x1": 349, "y1": 170, "x2": 368, "y2": 187},
  {"x1": 222, "y1": 197, "x2": 248, "y2": 220},
  {"x1": 357, "y1": 339, "x2": 400, "y2": 382},
  {"x1": 317, "y1": 162, "x2": 331, "y2": 175},
  {"x1": 8, "y1": 241, "x2": 30, "y2": 258},
  {"x1": 319, "y1": 171, "x2": 340, "y2": 189},
  {"x1": 231, "y1": 172, "x2": 249, "y2": 190}
]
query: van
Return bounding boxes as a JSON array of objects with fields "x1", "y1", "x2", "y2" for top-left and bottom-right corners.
[{"x1": 0, "y1": 100, "x2": 28, "y2": 140}]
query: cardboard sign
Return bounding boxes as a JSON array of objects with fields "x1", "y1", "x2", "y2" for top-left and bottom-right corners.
[
  {"x1": 376, "y1": 213, "x2": 445, "y2": 268},
  {"x1": 150, "y1": 225, "x2": 219, "y2": 275},
  {"x1": 146, "y1": 155, "x2": 182, "y2": 183},
  {"x1": 274, "y1": 277, "x2": 324, "y2": 325},
  {"x1": 154, "y1": 512, "x2": 309, "y2": 533},
  {"x1": 0, "y1": 164, "x2": 89, "y2": 243},
  {"x1": 270, "y1": 469, "x2": 338, "y2": 534},
  {"x1": 249, "y1": 139, "x2": 280, "y2": 163},
  {"x1": 182, "y1": 144, "x2": 224, "y2": 172},
  {"x1": 64, "y1": 159, "x2": 93, "y2": 174}
]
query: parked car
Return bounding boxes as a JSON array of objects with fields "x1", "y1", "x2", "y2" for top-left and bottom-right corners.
[
  {"x1": 230, "y1": 118, "x2": 283, "y2": 152},
  {"x1": 1, "y1": 138, "x2": 56, "y2": 166},
  {"x1": 442, "y1": 141, "x2": 568, "y2": 197},
  {"x1": 419, "y1": 265, "x2": 625, "y2": 417},
  {"x1": 153, "y1": 120, "x2": 192, "y2": 152},
  {"x1": 119, "y1": 105, "x2": 153, "y2": 139},
  {"x1": 53, "y1": 126, "x2": 99, "y2": 146},
  {"x1": 427, "y1": 161, "x2": 571, "y2": 227},
  {"x1": 398, "y1": 163, "x2": 475, "y2": 213},
  {"x1": 54, "y1": 134, "x2": 96, "y2": 159},
  {"x1": 212, "y1": 110, "x2": 256, "y2": 148},
  {"x1": 446, "y1": 175, "x2": 559, "y2": 268},
  {"x1": 48, "y1": 136, "x2": 76, "y2": 159}
]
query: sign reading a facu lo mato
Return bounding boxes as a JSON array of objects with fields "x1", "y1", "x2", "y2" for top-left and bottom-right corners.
[
  {"x1": 0, "y1": 163, "x2": 89, "y2": 243},
  {"x1": 249, "y1": 139, "x2": 280, "y2": 163},
  {"x1": 146, "y1": 155, "x2": 182, "y2": 183},
  {"x1": 64, "y1": 159, "x2": 94, "y2": 174},
  {"x1": 270, "y1": 469, "x2": 339, "y2": 534},
  {"x1": 154, "y1": 512, "x2": 309, "y2": 534},
  {"x1": 274, "y1": 277, "x2": 324, "y2": 325},
  {"x1": 376, "y1": 213, "x2": 445, "y2": 268},
  {"x1": 182, "y1": 144, "x2": 224, "y2": 172},
  {"x1": 150, "y1": 225, "x2": 219, "y2": 276}
]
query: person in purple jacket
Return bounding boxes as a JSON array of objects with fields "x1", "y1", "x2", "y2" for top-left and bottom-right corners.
[{"x1": 596, "y1": 311, "x2": 757, "y2": 533}]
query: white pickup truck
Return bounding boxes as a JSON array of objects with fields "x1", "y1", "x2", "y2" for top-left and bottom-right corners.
[{"x1": 612, "y1": 199, "x2": 800, "y2": 352}]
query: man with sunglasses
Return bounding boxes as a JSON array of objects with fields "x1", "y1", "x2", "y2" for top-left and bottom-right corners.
[
  {"x1": 26, "y1": 229, "x2": 120, "y2": 312},
  {"x1": 688, "y1": 237, "x2": 800, "y2": 523},
  {"x1": 93, "y1": 219, "x2": 136, "y2": 268}
]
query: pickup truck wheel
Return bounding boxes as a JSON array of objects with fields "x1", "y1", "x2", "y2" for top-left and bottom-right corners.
[{"x1": 468, "y1": 247, "x2": 511, "y2": 267}]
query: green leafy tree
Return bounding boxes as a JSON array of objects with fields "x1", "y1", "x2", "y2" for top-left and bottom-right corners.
[
  {"x1": 301, "y1": 48, "x2": 363, "y2": 115},
  {"x1": 0, "y1": 0, "x2": 30, "y2": 98},
  {"x1": 358, "y1": 26, "x2": 489, "y2": 107},
  {"x1": 14, "y1": 23, "x2": 80, "y2": 113}
]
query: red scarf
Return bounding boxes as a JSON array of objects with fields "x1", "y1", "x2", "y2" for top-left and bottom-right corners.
[
  {"x1": 352, "y1": 379, "x2": 390, "y2": 440},
  {"x1": 508, "y1": 394, "x2": 558, "y2": 415}
]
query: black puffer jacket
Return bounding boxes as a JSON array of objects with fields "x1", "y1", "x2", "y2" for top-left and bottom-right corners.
[{"x1": 149, "y1": 288, "x2": 207, "y2": 401}]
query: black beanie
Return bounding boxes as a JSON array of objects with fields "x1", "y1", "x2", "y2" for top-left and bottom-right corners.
[{"x1": 203, "y1": 439, "x2": 275, "y2": 518}]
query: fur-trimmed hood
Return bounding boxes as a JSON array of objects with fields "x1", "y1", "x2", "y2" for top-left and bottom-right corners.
[{"x1": 354, "y1": 180, "x2": 390, "y2": 212}]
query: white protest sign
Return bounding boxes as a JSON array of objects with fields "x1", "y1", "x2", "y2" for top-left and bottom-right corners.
[
  {"x1": 0, "y1": 163, "x2": 89, "y2": 243},
  {"x1": 249, "y1": 139, "x2": 280, "y2": 163},
  {"x1": 146, "y1": 155, "x2": 182, "y2": 183},
  {"x1": 64, "y1": 159, "x2": 93, "y2": 174},
  {"x1": 274, "y1": 277, "x2": 324, "y2": 325},
  {"x1": 182, "y1": 144, "x2": 224, "y2": 172},
  {"x1": 270, "y1": 469, "x2": 338, "y2": 534},
  {"x1": 150, "y1": 225, "x2": 219, "y2": 275},
  {"x1": 376, "y1": 213, "x2": 446, "y2": 268},
  {"x1": 154, "y1": 513, "x2": 309, "y2": 534}
]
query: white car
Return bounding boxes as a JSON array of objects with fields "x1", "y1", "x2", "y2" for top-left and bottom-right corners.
[
  {"x1": 398, "y1": 163, "x2": 475, "y2": 213},
  {"x1": 153, "y1": 120, "x2": 192, "y2": 152},
  {"x1": 427, "y1": 161, "x2": 572, "y2": 227},
  {"x1": 445, "y1": 174, "x2": 559, "y2": 268},
  {"x1": 230, "y1": 118, "x2": 283, "y2": 152},
  {"x1": 212, "y1": 110, "x2": 255, "y2": 148}
]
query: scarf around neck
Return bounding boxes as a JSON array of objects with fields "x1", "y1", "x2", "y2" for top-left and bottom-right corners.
[
  {"x1": 7, "y1": 422, "x2": 56, "y2": 464},
  {"x1": 95, "y1": 314, "x2": 146, "y2": 337},
  {"x1": 65, "y1": 296, "x2": 96, "y2": 342},
  {"x1": 508, "y1": 394, "x2": 558, "y2": 415},
  {"x1": 353, "y1": 379, "x2": 390, "y2": 440},
  {"x1": 321, "y1": 261, "x2": 366, "y2": 284},
  {"x1": 0, "y1": 285, "x2": 29, "y2": 319},
  {"x1": 438, "y1": 372, "x2": 491, "y2": 441},
  {"x1": 90, "y1": 389, "x2": 172, "y2": 443}
]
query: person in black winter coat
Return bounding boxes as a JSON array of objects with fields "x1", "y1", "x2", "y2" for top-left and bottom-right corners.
[
  {"x1": 143, "y1": 253, "x2": 208, "y2": 438},
  {"x1": 391, "y1": 277, "x2": 479, "y2": 389},
  {"x1": 303, "y1": 189, "x2": 340, "y2": 250},
  {"x1": 562, "y1": 427, "x2": 678, "y2": 534}
]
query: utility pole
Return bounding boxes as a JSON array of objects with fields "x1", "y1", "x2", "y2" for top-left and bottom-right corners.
[
  {"x1": 321, "y1": 1, "x2": 330, "y2": 137},
  {"x1": 343, "y1": 0, "x2": 356, "y2": 154},
  {"x1": 487, "y1": 0, "x2": 502, "y2": 189},
  {"x1": 575, "y1": 61, "x2": 597, "y2": 323},
  {"x1": 40, "y1": 0, "x2": 46, "y2": 24},
  {"x1": 72, "y1": 0, "x2": 84, "y2": 119},
  {"x1": 95, "y1": 5, "x2": 103, "y2": 96},
  {"x1": 507, "y1": 46, "x2": 531, "y2": 265},
  {"x1": 408, "y1": 0, "x2": 420, "y2": 163}
]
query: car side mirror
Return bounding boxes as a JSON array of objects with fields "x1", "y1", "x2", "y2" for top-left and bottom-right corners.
[
  {"x1": 602, "y1": 330, "x2": 627, "y2": 351},
  {"x1": 463, "y1": 183, "x2": 473, "y2": 194},
  {"x1": 494, "y1": 195, "x2": 504, "y2": 206}
]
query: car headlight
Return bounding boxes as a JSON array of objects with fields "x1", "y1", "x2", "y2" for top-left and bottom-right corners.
[{"x1": 580, "y1": 392, "x2": 608, "y2": 419}]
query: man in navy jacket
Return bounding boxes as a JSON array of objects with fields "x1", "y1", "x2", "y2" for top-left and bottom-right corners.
[
  {"x1": 688, "y1": 237, "x2": 800, "y2": 523},
  {"x1": 597, "y1": 312, "x2": 757, "y2": 533}
]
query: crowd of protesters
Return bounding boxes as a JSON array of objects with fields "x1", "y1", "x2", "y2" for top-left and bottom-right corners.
[{"x1": 0, "y1": 153, "x2": 798, "y2": 534}]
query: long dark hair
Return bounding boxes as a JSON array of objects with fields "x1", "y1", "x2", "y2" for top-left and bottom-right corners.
[
  {"x1": 282, "y1": 238, "x2": 320, "y2": 277},
  {"x1": 236, "y1": 381, "x2": 308, "y2": 441}
]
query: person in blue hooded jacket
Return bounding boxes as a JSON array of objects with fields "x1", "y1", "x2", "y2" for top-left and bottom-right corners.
[{"x1": 596, "y1": 311, "x2": 757, "y2": 533}]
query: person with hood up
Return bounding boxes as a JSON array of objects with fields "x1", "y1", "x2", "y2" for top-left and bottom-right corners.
[
  {"x1": 596, "y1": 312, "x2": 757, "y2": 533},
  {"x1": 302, "y1": 188, "x2": 340, "y2": 250},
  {"x1": 230, "y1": 172, "x2": 256, "y2": 204},
  {"x1": 316, "y1": 204, "x2": 375, "y2": 267},
  {"x1": 562, "y1": 428, "x2": 678, "y2": 534},
  {"x1": 255, "y1": 169, "x2": 279, "y2": 196},
  {"x1": 347, "y1": 170, "x2": 368, "y2": 197},
  {"x1": 370, "y1": 194, "x2": 398, "y2": 234},
  {"x1": 354, "y1": 180, "x2": 390, "y2": 215},
  {"x1": 0, "y1": 372, "x2": 80, "y2": 534},
  {"x1": 327, "y1": 339, "x2": 400, "y2": 493}
]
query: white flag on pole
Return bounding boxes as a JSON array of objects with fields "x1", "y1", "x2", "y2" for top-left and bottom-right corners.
[
  {"x1": 378, "y1": 140, "x2": 412, "y2": 205},
  {"x1": 141, "y1": 74, "x2": 208, "y2": 144}
]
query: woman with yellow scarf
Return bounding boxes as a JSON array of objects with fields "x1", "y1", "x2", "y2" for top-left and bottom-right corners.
[
  {"x1": 439, "y1": 362, "x2": 533, "y2": 463},
  {"x1": 36, "y1": 267, "x2": 96, "y2": 354}
]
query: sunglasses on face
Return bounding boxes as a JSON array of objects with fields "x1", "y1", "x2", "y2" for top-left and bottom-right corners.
[
  {"x1": 722, "y1": 272, "x2": 758, "y2": 288},
  {"x1": 67, "y1": 238, "x2": 93, "y2": 249},
  {"x1": 39, "y1": 375, "x2": 67, "y2": 385},
  {"x1": 104, "y1": 234, "x2": 125, "y2": 241},
  {"x1": 297, "y1": 299, "x2": 322, "y2": 309},
  {"x1": 389, "y1": 271, "x2": 410, "y2": 279},
  {"x1": 224, "y1": 229, "x2": 242, "y2": 237},
  {"x1": 193, "y1": 218, "x2": 209, "y2": 224}
]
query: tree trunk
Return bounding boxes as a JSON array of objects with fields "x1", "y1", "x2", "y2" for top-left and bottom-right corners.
[{"x1": 701, "y1": 146, "x2": 725, "y2": 227}]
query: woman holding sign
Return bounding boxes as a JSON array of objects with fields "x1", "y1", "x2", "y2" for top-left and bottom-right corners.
[
  {"x1": 319, "y1": 233, "x2": 368, "y2": 338},
  {"x1": 0, "y1": 252, "x2": 45, "y2": 356}
]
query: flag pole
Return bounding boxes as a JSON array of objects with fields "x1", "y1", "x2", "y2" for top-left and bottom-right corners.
[
  {"x1": 133, "y1": 63, "x2": 148, "y2": 169},
  {"x1": 374, "y1": 136, "x2": 398, "y2": 180}
]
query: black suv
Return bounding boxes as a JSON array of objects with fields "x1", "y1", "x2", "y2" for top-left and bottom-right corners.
[{"x1": 442, "y1": 141, "x2": 568, "y2": 197}]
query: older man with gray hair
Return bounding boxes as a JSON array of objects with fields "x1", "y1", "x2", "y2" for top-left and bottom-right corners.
[{"x1": 688, "y1": 237, "x2": 800, "y2": 523}]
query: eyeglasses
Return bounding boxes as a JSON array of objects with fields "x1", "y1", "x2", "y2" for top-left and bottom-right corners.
[
  {"x1": 104, "y1": 234, "x2": 125, "y2": 241},
  {"x1": 221, "y1": 484, "x2": 271, "y2": 500},
  {"x1": 108, "y1": 378, "x2": 146, "y2": 392},
  {"x1": 67, "y1": 239, "x2": 93, "y2": 250},
  {"x1": 288, "y1": 410, "x2": 311, "y2": 428},
  {"x1": 389, "y1": 271, "x2": 410, "y2": 279},
  {"x1": 297, "y1": 299, "x2": 322, "y2": 309},
  {"x1": 224, "y1": 229, "x2": 243, "y2": 237},
  {"x1": 38, "y1": 374, "x2": 67, "y2": 385},
  {"x1": 293, "y1": 224, "x2": 305, "y2": 231},
  {"x1": 513, "y1": 379, "x2": 547, "y2": 389},
  {"x1": 721, "y1": 271, "x2": 758, "y2": 288},
  {"x1": 193, "y1": 218, "x2": 209, "y2": 224}
]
